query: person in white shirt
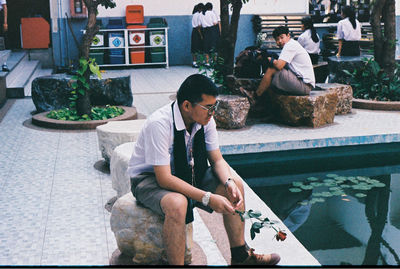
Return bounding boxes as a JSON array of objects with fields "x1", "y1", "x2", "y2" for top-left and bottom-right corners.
[
  {"x1": 127, "y1": 74, "x2": 281, "y2": 266},
  {"x1": 200, "y1": 2, "x2": 219, "y2": 65},
  {"x1": 298, "y1": 16, "x2": 320, "y2": 64},
  {"x1": 191, "y1": 3, "x2": 204, "y2": 67},
  {"x1": 250, "y1": 26, "x2": 314, "y2": 105},
  {"x1": 336, "y1": 5, "x2": 361, "y2": 57}
]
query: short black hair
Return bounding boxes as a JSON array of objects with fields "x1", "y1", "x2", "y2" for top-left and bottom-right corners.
[
  {"x1": 272, "y1": 26, "x2": 289, "y2": 39},
  {"x1": 176, "y1": 74, "x2": 218, "y2": 105}
]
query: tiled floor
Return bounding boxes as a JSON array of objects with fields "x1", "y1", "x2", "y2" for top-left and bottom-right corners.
[{"x1": 1, "y1": 65, "x2": 400, "y2": 266}]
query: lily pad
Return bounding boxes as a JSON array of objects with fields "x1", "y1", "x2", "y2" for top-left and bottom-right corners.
[
  {"x1": 307, "y1": 177, "x2": 319, "y2": 181},
  {"x1": 326, "y1": 174, "x2": 339, "y2": 178},
  {"x1": 289, "y1": 188, "x2": 302, "y2": 193},
  {"x1": 355, "y1": 193, "x2": 367, "y2": 198},
  {"x1": 329, "y1": 187, "x2": 342, "y2": 191},
  {"x1": 320, "y1": 192, "x2": 333, "y2": 197},
  {"x1": 372, "y1": 182, "x2": 386, "y2": 187},
  {"x1": 292, "y1": 181, "x2": 303, "y2": 187},
  {"x1": 300, "y1": 185, "x2": 314, "y2": 190}
]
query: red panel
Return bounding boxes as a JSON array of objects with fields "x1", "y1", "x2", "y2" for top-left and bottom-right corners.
[
  {"x1": 126, "y1": 5, "x2": 144, "y2": 24},
  {"x1": 21, "y1": 17, "x2": 50, "y2": 49}
]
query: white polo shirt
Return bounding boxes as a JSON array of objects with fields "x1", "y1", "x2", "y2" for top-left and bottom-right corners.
[
  {"x1": 127, "y1": 101, "x2": 219, "y2": 178},
  {"x1": 337, "y1": 17, "x2": 361, "y2": 41},
  {"x1": 297, "y1": 29, "x2": 321, "y2": 54},
  {"x1": 192, "y1": 12, "x2": 202, "y2": 28},
  {"x1": 201, "y1": 10, "x2": 218, "y2": 28},
  {"x1": 279, "y1": 39, "x2": 316, "y2": 87}
]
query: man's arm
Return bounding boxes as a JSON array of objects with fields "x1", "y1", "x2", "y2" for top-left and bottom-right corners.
[
  {"x1": 154, "y1": 164, "x2": 236, "y2": 214},
  {"x1": 208, "y1": 149, "x2": 243, "y2": 209}
]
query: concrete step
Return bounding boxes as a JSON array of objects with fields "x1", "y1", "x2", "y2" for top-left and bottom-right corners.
[
  {"x1": 24, "y1": 66, "x2": 53, "y2": 97},
  {"x1": 0, "y1": 50, "x2": 11, "y2": 66},
  {"x1": 6, "y1": 54, "x2": 40, "y2": 98}
]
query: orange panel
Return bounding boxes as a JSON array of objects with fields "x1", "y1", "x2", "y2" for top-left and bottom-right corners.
[
  {"x1": 130, "y1": 51, "x2": 145, "y2": 64},
  {"x1": 21, "y1": 17, "x2": 50, "y2": 49},
  {"x1": 126, "y1": 5, "x2": 144, "y2": 24}
]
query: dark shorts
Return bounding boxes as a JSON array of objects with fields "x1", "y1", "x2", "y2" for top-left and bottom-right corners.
[{"x1": 130, "y1": 168, "x2": 219, "y2": 217}]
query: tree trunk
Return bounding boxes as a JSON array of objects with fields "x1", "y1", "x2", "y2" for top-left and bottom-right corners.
[
  {"x1": 219, "y1": 0, "x2": 243, "y2": 76},
  {"x1": 76, "y1": 0, "x2": 100, "y2": 116},
  {"x1": 370, "y1": 0, "x2": 396, "y2": 78},
  {"x1": 382, "y1": 0, "x2": 396, "y2": 78}
]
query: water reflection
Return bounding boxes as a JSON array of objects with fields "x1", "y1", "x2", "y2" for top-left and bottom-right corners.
[{"x1": 249, "y1": 170, "x2": 400, "y2": 266}]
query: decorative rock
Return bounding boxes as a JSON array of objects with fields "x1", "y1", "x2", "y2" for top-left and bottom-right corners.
[
  {"x1": 31, "y1": 74, "x2": 133, "y2": 112},
  {"x1": 110, "y1": 192, "x2": 193, "y2": 265},
  {"x1": 270, "y1": 90, "x2": 338, "y2": 127},
  {"x1": 316, "y1": 83, "x2": 353, "y2": 114},
  {"x1": 111, "y1": 142, "x2": 135, "y2": 198},
  {"x1": 96, "y1": 119, "x2": 146, "y2": 163},
  {"x1": 214, "y1": 94, "x2": 250, "y2": 129}
]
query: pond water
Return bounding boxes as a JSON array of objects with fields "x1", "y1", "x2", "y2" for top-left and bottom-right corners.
[{"x1": 246, "y1": 165, "x2": 400, "y2": 266}]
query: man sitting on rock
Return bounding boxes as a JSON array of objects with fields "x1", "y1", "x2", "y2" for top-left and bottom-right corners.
[
  {"x1": 127, "y1": 74, "x2": 280, "y2": 266},
  {"x1": 247, "y1": 26, "x2": 315, "y2": 104}
]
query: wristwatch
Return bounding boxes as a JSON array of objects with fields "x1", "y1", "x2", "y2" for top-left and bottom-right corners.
[
  {"x1": 224, "y1": 178, "x2": 234, "y2": 188},
  {"x1": 202, "y1": 192, "x2": 211, "y2": 207}
]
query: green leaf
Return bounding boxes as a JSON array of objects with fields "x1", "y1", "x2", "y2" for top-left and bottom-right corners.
[
  {"x1": 248, "y1": 210, "x2": 262, "y2": 218},
  {"x1": 289, "y1": 187, "x2": 302, "y2": 193},
  {"x1": 250, "y1": 228, "x2": 256, "y2": 240},
  {"x1": 252, "y1": 222, "x2": 263, "y2": 230}
]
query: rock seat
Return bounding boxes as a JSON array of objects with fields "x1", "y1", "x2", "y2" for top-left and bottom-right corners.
[
  {"x1": 225, "y1": 75, "x2": 352, "y2": 117},
  {"x1": 270, "y1": 89, "x2": 338, "y2": 127},
  {"x1": 316, "y1": 83, "x2": 352, "y2": 115},
  {"x1": 110, "y1": 192, "x2": 193, "y2": 265},
  {"x1": 96, "y1": 119, "x2": 146, "y2": 163}
]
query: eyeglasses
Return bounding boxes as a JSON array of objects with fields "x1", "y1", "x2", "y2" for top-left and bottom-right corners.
[{"x1": 194, "y1": 100, "x2": 219, "y2": 115}]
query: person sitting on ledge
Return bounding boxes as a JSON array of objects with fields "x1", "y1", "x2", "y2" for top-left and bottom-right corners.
[
  {"x1": 127, "y1": 74, "x2": 281, "y2": 266},
  {"x1": 245, "y1": 26, "x2": 315, "y2": 105}
]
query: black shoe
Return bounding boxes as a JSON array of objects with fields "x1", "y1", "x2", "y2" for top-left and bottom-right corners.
[{"x1": 2, "y1": 64, "x2": 9, "y2": 72}]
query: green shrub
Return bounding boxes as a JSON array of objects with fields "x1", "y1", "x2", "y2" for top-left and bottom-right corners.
[
  {"x1": 46, "y1": 105, "x2": 125, "y2": 121},
  {"x1": 343, "y1": 57, "x2": 400, "y2": 101}
]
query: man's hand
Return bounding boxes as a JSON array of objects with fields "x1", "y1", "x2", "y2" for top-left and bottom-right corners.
[
  {"x1": 208, "y1": 193, "x2": 235, "y2": 214},
  {"x1": 224, "y1": 179, "x2": 243, "y2": 210},
  {"x1": 3, "y1": 23, "x2": 7, "y2": 32}
]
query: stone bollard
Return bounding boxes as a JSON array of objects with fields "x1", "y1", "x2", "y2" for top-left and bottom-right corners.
[
  {"x1": 110, "y1": 192, "x2": 193, "y2": 265},
  {"x1": 96, "y1": 119, "x2": 146, "y2": 163},
  {"x1": 110, "y1": 142, "x2": 135, "y2": 198}
]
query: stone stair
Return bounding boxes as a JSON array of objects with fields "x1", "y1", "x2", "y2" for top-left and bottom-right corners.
[{"x1": 5, "y1": 51, "x2": 40, "y2": 98}]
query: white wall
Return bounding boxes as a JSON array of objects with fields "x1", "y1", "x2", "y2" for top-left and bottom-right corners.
[{"x1": 96, "y1": 0, "x2": 308, "y2": 17}]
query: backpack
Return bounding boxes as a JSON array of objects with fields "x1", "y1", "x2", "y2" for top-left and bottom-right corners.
[{"x1": 234, "y1": 46, "x2": 279, "y2": 78}]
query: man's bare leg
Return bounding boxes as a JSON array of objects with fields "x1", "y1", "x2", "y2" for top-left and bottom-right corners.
[
  {"x1": 160, "y1": 192, "x2": 188, "y2": 265},
  {"x1": 214, "y1": 180, "x2": 245, "y2": 247},
  {"x1": 256, "y1": 67, "x2": 278, "y2": 97}
]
